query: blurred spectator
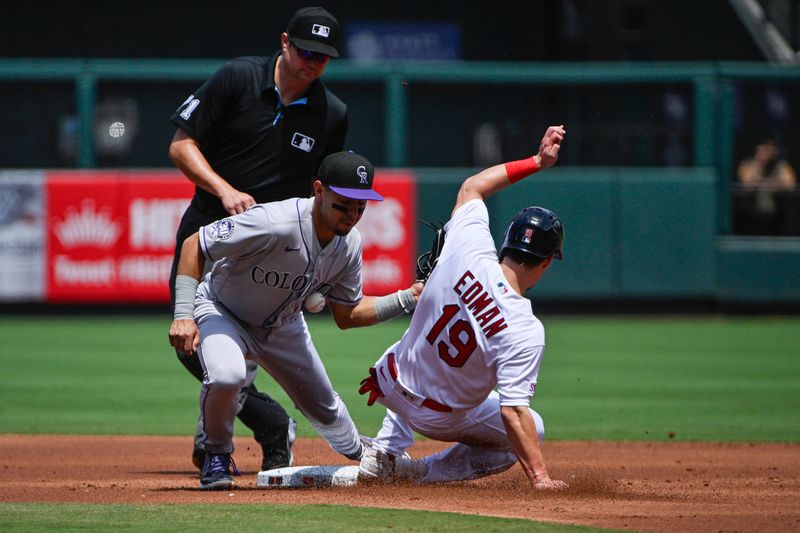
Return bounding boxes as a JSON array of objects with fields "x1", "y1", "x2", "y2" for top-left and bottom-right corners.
[
  {"x1": 734, "y1": 136, "x2": 798, "y2": 235},
  {"x1": 737, "y1": 136, "x2": 796, "y2": 190}
]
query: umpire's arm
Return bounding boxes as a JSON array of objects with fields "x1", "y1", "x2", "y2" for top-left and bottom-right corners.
[{"x1": 169, "y1": 129, "x2": 256, "y2": 215}]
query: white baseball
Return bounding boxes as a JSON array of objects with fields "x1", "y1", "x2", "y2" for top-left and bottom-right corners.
[{"x1": 303, "y1": 291, "x2": 326, "y2": 313}]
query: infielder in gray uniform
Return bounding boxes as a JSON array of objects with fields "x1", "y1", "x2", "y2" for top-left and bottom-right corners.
[{"x1": 168, "y1": 151, "x2": 422, "y2": 490}]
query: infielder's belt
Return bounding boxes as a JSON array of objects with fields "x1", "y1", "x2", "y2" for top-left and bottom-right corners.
[{"x1": 358, "y1": 354, "x2": 453, "y2": 413}]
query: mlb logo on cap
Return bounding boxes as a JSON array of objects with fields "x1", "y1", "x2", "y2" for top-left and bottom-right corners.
[
  {"x1": 312, "y1": 24, "x2": 330, "y2": 37},
  {"x1": 522, "y1": 228, "x2": 534, "y2": 243}
]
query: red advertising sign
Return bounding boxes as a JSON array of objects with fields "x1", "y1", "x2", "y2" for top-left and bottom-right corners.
[
  {"x1": 46, "y1": 171, "x2": 193, "y2": 302},
  {"x1": 359, "y1": 171, "x2": 417, "y2": 295},
  {"x1": 119, "y1": 175, "x2": 194, "y2": 300},
  {"x1": 43, "y1": 169, "x2": 416, "y2": 303}
]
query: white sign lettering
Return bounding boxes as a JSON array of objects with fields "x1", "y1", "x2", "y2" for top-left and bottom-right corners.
[{"x1": 129, "y1": 198, "x2": 189, "y2": 249}]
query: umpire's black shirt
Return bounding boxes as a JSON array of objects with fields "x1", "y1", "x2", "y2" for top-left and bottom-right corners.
[{"x1": 171, "y1": 52, "x2": 348, "y2": 220}]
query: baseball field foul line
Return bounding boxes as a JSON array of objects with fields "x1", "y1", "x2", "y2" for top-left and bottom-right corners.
[{"x1": 257, "y1": 465, "x2": 360, "y2": 488}]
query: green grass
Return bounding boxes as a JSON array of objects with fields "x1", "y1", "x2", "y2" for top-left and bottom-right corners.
[
  {"x1": 0, "y1": 315, "x2": 794, "y2": 532},
  {"x1": 0, "y1": 503, "x2": 605, "y2": 532},
  {"x1": 0, "y1": 315, "x2": 798, "y2": 441},
  {"x1": 540, "y1": 317, "x2": 800, "y2": 441}
]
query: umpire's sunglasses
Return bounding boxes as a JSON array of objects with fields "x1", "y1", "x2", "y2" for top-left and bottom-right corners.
[{"x1": 289, "y1": 39, "x2": 330, "y2": 63}]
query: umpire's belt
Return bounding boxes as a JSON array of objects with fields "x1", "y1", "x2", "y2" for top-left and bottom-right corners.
[{"x1": 386, "y1": 353, "x2": 453, "y2": 413}]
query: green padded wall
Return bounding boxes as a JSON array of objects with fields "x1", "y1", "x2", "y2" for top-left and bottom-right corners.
[
  {"x1": 617, "y1": 168, "x2": 716, "y2": 296},
  {"x1": 414, "y1": 166, "x2": 718, "y2": 299},
  {"x1": 717, "y1": 237, "x2": 800, "y2": 302}
]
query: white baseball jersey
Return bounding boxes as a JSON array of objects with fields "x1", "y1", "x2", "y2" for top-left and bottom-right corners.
[
  {"x1": 196, "y1": 197, "x2": 363, "y2": 329},
  {"x1": 392, "y1": 199, "x2": 545, "y2": 410}
]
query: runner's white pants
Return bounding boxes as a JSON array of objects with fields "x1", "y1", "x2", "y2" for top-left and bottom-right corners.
[
  {"x1": 194, "y1": 298, "x2": 360, "y2": 458},
  {"x1": 369, "y1": 346, "x2": 545, "y2": 483}
]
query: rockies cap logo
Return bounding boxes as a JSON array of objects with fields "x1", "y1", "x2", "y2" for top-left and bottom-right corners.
[{"x1": 357, "y1": 165, "x2": 368, "y2": 184}]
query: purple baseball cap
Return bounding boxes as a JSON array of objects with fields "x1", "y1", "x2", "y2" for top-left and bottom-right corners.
[{"x1": 317, "y1": 151, "x2": 384, "y2": 201}]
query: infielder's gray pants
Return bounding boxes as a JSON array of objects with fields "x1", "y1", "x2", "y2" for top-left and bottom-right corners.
[
  {"x1": 192, "y1": 362, "x2": 258, "y2": 450},
  {"x1": 195, "y1": 299, "x2": 361, "y2": 458}
]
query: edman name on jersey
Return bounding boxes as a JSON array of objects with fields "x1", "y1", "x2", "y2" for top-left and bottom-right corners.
[{"x1": 453, "y1": 270, "x2": 508, "y2": 338}]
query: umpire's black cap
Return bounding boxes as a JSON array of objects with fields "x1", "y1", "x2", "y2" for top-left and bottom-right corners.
[{"x1": 287, "y1": 7, "x2": 340, "y2": 57}]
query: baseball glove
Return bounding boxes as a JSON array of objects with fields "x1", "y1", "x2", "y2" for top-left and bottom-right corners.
[{"x1": 416, "y1": 220, "x2": 446, "y2": 282}]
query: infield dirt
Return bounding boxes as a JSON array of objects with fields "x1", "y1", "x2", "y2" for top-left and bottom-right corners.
[{"x1": 0, "y1": 435, "x2": 797, "y2": 532}]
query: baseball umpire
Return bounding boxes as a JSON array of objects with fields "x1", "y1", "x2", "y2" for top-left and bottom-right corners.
[
  {"x1": 357, "y1": 125, "x2": 569, "y2": 490},
  {"x1": 167, "y1": 6, "x2": 347, "y2": 471},
  {"x1": 168, "y1": 151, "x2": 423, "y2": 490}
]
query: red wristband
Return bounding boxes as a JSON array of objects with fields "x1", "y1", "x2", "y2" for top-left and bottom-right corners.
[{"x1": 504, "y1": 156, "x2": 540, "y2": 183}]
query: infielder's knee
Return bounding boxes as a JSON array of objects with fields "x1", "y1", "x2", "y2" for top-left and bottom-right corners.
[{"x1": 205, "y1": 367, "x2": 247, "y2": 393}]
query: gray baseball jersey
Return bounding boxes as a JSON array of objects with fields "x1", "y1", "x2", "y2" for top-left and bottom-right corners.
[
  {"x1": 197, "y1": 197, "x2": 363, "y2": 329},
  {"x1": 193, "y1": 196, "x2": 365, "y2": 459}
]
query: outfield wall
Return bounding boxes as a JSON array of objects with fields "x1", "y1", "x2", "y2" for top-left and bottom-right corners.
[
  {"x1": 1, "y1": 167, "x2": 798, "y2": 305},
  {"x1": 415, "y1": 167, "x2": 800, "y2": 305},
  {"x1": 0, "y1": 170, "x2": 417, "y2": 303}
]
